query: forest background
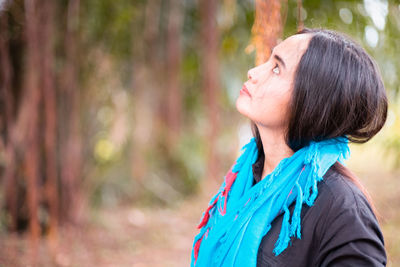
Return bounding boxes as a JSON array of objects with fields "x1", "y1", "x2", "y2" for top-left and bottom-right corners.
[{"x1": 0, "y1": 0, "x2": 400, "y2": 266}]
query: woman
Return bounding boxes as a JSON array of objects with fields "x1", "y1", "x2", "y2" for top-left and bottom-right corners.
[{"x1": 190, "y1": 28, "x2": 387, "y2": 267}]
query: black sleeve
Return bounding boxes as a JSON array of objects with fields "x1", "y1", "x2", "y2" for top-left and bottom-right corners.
[{"x1": 316, "y1": 200, "x2": 387, "y2": 266}]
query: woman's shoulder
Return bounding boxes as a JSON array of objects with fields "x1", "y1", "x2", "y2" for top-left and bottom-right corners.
[
  {"x1": 291, "y1": 164, "x2": 378, "y2": 232},
  {"x1": 312, "y1": 164, "x2": 383, "y2": 242},
  {"x1": 318, "y1": 164, "x2": 377, "y2": 219},
  {"x1": 311, "y1": 164, "x2": 387, "y2": 266}
]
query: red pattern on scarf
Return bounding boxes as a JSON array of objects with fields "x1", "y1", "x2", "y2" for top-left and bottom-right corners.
[
  {"x1": 193, "y1": 234, "x2": 204, "y2": 264},
  {"x1": 220, "y1": 167, "x2": 237, "y2": 215},
  {"x1": 197, "y1": 166, "x2": 238, "y2": 229}
]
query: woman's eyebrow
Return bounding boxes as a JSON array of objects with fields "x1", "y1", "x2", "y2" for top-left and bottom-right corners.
[{"x1": 274, "y1": 54, "x2": 286, "y2": 70}]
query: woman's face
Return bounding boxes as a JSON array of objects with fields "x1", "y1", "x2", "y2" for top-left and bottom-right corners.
[{"x1": 236, "y1": 33, "x2": 312, "y2": 130}]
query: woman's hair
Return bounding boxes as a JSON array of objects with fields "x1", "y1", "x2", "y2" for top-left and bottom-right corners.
[{"x1": 251, "y1": 27, "x2": 388, "y2": 219}]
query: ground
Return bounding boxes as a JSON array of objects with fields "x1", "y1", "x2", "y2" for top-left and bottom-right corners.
[{"x1": 0, "y1": 193, "x2": 204, "y2": 267}]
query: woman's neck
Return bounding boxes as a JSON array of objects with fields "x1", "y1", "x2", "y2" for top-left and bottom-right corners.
[{"x1": 256, "y1": 125, "x2": 294, "y2": 180}]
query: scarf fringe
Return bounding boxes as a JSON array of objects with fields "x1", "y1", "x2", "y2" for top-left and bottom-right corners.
[
  {"x1": 273, "y1": 205, "x2": 291, "y2": 255},
  {"x1": 290, "y1": 182, "x2": 303, "y2": 239},
  {"x1": 273, "y1": 154, "x2": 322, "y2": 256}
]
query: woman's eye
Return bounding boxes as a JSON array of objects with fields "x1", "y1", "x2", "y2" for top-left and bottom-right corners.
[{"x1": 272, "y1": 64, "x2": 280, "y2": 75}]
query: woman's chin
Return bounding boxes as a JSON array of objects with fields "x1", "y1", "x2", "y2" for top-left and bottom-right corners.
[{"x1": 235, "y1": 97, "x2": 250, "y2": 118}]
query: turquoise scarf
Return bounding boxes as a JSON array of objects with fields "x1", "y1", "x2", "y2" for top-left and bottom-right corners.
[{"x1": 190, "y1": 136, "x2": 350, "y2": 267}]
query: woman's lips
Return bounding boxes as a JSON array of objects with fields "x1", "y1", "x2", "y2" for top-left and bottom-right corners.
[{"x1": 240, "y1": 85, "x2": 252, "y2": 97}]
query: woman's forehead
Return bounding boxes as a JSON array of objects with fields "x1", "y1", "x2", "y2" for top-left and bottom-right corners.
[
  {"x1": 275, "y1": 34, "x2": 311, "y2": 53},
  {"x1": 273, "y1": 34, "x2": 312, "y2": 69}
]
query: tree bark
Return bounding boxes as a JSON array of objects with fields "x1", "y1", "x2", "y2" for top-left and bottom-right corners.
[
  {"x1": 23, "y1": 0, "x2": 42, "y2": 261},
  {"x1": 297, "y1": 0, "x2": 304, "y2": 31},
  {"x1": 130, "y1": 0, "x2": 161, "y2": 184},
  {"x1": 200, "y1": 0, "x2": 221, "y2": 183},
  {"x1": 165, "y1": 0, "x2": 183, "y2": 147},
  {"x1": 60, "y1": 0, "x2": 84, "y2": 225},
  {"x1": 251, "y1": 0, "x2": 287, "y2": 66},
  {"x1": 41, "y1": 0, "x2": 59, "y2": 240},
  {"x1": 0, "y1": 8, "x2": 18, "y2": 232}
]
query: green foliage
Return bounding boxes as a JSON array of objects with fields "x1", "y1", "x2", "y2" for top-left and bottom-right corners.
[{"x1": 82, "y1": 0, "x2": 140, "y2": 63}]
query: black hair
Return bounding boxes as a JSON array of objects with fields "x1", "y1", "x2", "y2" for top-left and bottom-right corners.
[{"x1": 251, "y1": 28, "x2": 388, "y2": 216}]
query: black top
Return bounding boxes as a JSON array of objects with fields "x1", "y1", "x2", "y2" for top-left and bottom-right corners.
[{"x1": 252, "y1": 165, "x2": 387, "y2": 266}]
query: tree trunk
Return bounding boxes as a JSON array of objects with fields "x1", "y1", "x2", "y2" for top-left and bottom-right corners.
[
  {"x1": 200, "y1": 0, "x2": 221, "y2": 183},
  {"x1": 60, "y1": 0, "x2": 84, "y2": 225},
  {"x1": 297, "y1": 0, "x2": 304, "y2": 31},
  {"x1": 130, "y1": 0, "x2": 161, "y2": 184},
  {"x1": 0, "y1": 8, "x2": 18, "y2": 232},
  {"x1": 23, "y1": 0, "x2": 42, "y2": 261},
  {"x1": 165, "y1": 0, "x2": 183, "y2": 147},
  {"x1": 41, "y1": 0, "x2": 59, "y2": 241},
  {"x1": 251, "y1": 0, "x2": 287, "y2": 66}
]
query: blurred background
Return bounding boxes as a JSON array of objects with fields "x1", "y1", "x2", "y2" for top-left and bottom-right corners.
[{"x1": 0, "y1": 0, "x2": 399, "y2": 266}]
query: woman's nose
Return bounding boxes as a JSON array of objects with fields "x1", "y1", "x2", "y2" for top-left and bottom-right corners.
[{"x1": 247, "y1": 69, "x2": 258, "y2": 84}]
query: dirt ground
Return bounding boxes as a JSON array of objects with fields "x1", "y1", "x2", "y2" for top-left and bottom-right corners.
[{"x1": 0, "y1": 181, "x2": 217, "y2": 267}]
